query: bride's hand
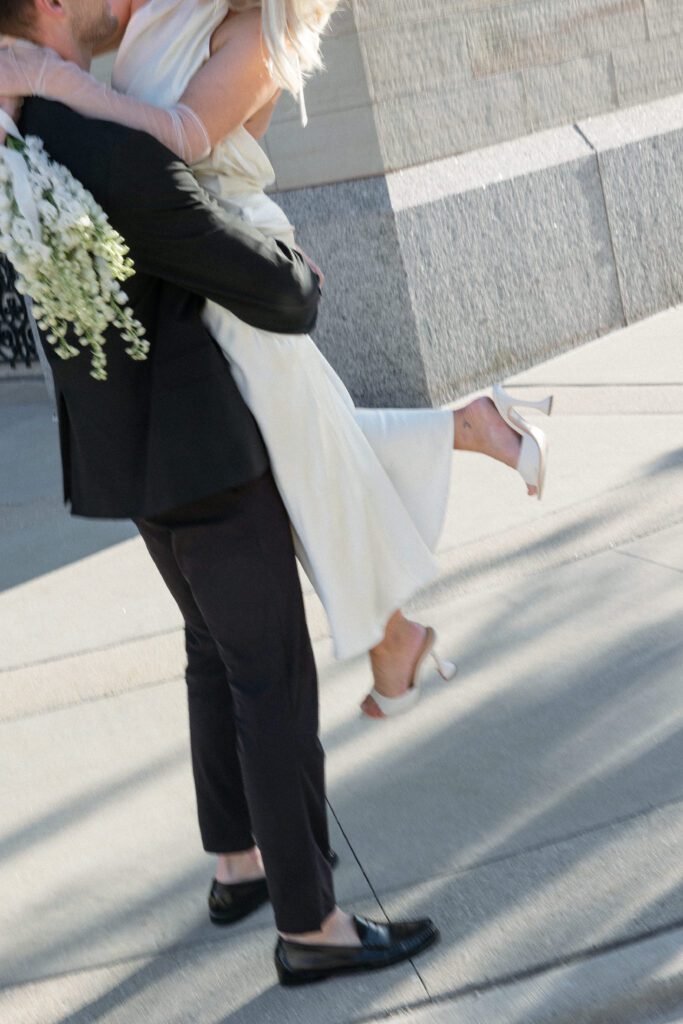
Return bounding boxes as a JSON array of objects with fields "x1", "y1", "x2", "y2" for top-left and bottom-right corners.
[{"x1": 0, "y1": 94, "x2": 22, "y2": 143}]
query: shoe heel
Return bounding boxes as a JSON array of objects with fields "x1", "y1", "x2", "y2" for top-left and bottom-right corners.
[
  {"x1": 534, "y1": 394, "x2": 554, "y2": 417},
  {"x1": 520, "y1": 393, "x2": 553, "y2": 416},
  {"x1": 275, "y1": 957, "x2": 329, "y2": 987},
  {"x1": 492, "y1": 384, "x2": 553, "y2": 419},
  {"x1": 514, "y1": 393, "x2": 554, "y2": 417},
  {"x1": 431, "y1": 649, "x2": 457, "y2": 681}
]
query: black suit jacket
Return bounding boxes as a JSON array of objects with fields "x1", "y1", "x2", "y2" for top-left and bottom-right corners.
[{"x1": 19, "y1": 99, "x2": 320, "y2": 519}]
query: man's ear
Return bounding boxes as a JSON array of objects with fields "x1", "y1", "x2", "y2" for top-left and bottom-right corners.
[{"x1": 33, "y1": 0, "x2": 67, "y2": 24}]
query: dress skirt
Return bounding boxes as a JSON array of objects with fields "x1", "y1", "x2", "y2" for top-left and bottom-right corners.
[{"x1": 202, "y1": 299, "x2": 454, "y2": 660}]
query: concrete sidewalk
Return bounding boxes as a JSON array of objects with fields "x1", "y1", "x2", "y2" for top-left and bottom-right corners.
[{"x1": 0, "y1": 306, "x2": 682, "y2": 1023}]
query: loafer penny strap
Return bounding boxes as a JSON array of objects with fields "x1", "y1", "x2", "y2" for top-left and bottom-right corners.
[{"x1": 353, "y1": 915, "x2": 392, "y2": 949}]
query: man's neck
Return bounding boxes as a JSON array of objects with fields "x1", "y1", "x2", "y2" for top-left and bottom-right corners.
[
  {"x1": 63, "y1": 43, "x2": 93, "y2": 71},
  {"x1": 34, "y1": 31, "x2": 93, "y2": 70}
]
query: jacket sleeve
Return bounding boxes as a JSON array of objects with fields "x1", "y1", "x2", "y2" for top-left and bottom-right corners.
[
  {"x1": 20, "y1": 101, "x2": 320, "y2": 335},
  {"x1": 104, "y1": 128, "x2": 320, "y2": 335}
]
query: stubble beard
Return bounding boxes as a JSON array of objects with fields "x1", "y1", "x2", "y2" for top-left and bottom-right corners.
[{"x1": 74, "y1": 5, "x2": 118, "y2": 52}]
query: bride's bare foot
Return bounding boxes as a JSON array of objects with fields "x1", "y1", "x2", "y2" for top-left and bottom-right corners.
[
  {"x1": 453, "y1": 397, "x2": 536, "y2": 496},
  {"x1": 361, "y1": 612, "x2": 428, "y2": 718}
]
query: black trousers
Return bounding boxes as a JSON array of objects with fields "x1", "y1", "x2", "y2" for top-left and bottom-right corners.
[{"x1": 135, "y1": 472, "x2": 335, "y2": 932}]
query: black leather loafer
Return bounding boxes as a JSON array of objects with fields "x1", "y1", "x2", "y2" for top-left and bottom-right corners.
[
  {"x1": 274, "y1": 914, "x2": 439, "y2": 986},
  {"x1": 209, "y1": 848, "x2": 339, "y2": 926},
  {"x1": 208, "y1": 876, "x2": 270, "y2": 925}
]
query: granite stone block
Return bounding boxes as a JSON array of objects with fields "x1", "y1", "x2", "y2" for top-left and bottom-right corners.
[
  {"x1": 578, "y1": 89, "x2": 683, "y2": 151},
  {"x1": 393, "y1": 152, "x2": 625, "y2": 401},
  {"x1": 273, "y1": 123, "x2": 628, "y2": 407},
  {"x1": 358, "y1": 17, "x2": 471, "y2": 102},
  {"x1": 467, "y1": 0, "x2": 648, "y2": 78},
  {"x1": 594, "y1": 128, "x2": 683, "y2": 322},
  {"x1": 266, "y1": 0, "x2": 683, "y2": 187},
  {"x1": 612, "y1": 33, "x2": 683, "y2": 107},
  {"x1": 579, "y1": 96, "x2": 683, "y2": 322},
  {"x1": 645, "y1": 0, "x2": 683, "y2": 38},
  {"x1": 352, "y1": 0, "x2": 462, "y2": 31},
  {"x1": 276, "y1": 177, "x2": 433, "y2": 407},
  {"x1": 388, "y1": 124, "x2": 591, "y2": 203},
  {"x1": 374, "y1": 73, "x2": 529, "y2": 171},
  {"x1": 265, "y1": 41, "x2": 683, "y2": 407},
  {"x1": 523, "y1": 53, "x2": 617, "y2": 129}
]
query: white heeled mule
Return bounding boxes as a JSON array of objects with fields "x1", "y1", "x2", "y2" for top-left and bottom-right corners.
[
  {"x1": 364, "y1": 627, "x2": 457, "y2": 719},
  {"x1": 491, "y1": 384, "x2": 553, "y2": 500}
]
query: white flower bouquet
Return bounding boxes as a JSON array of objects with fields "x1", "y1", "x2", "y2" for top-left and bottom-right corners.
[{"x1": 0, "y1": 112, "x2": 148, "y2": 380}]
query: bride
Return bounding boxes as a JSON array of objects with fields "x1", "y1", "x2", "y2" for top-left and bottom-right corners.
[{"x1": 0, "y1": 0, "x2": 552, "y2": 718}]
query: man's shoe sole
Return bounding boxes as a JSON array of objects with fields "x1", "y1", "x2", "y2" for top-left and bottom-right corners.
[{"x1": 275, "y1": 925, "x2": 440, "y2": 987}]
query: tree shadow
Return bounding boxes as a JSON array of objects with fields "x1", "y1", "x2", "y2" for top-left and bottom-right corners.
[
  {"x1": 2, "y1": 536, "x2": 681, "y2": 1022},
  {"x1": 2, "y1": 405, "x2": 682, "y2": 1019}
]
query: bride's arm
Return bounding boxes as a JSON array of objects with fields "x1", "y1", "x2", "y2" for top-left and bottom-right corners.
[
  {"x1": 181, "y1": 9, "x2": 280, "y2": 141},
  {"x1": 0, "y1": 9, "x2": 279, "y2": 162}
]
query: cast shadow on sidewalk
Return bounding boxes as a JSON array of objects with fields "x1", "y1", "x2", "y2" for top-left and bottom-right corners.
[
  {"x1": 2, "y1": 452, "x2": 682, "y2": 1021},
  {"x1": 1, "y1": 392, "x2": 138, "y2": 593}
]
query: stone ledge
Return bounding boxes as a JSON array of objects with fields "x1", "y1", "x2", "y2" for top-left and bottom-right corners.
[
  {"x1": 386, "y1": 124, "x2": 591, "y2": 210},
  {"x1": 278, "y1": 89, "x2": 683, "y2": 405},
  {"x1": 578, "y1": 89, "x2": 683, "y2": 150}
]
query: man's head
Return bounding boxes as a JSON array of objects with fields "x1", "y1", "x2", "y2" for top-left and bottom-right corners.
[{"x1": 0, "y1": 0, "x2": 117, "y2": 63}]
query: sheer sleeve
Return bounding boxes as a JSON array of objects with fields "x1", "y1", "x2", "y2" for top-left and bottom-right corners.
[{"x1": 0, "y1": 42, "x2": 211, "y2": 163}]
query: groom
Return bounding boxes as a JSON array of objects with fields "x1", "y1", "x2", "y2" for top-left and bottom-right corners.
[{"x1": 0, "y1": 0, "x2": 438, "y2": 987}]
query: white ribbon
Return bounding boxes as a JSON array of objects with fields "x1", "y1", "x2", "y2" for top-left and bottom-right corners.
[{"x1": 0, "y1": 108, "x2": 41, "y2": 240}]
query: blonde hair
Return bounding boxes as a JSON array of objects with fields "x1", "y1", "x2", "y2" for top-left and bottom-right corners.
[{"x1": 229, "y1": 0, "x2": 342, "y2": 112}]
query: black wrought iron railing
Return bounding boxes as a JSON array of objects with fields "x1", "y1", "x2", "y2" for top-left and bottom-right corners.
[{"x1": 0, "y1": 255, "x2": 38, "y2": 369}]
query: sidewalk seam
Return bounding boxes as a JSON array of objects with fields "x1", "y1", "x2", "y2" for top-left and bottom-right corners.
[
  {"x1": 0, "y1": 672, "x2": 185, "y2": 726},
  {"x1": 613, "y1": 548, "x2": 683, "y2": 575},
  {"x1": 573, "y1": 123, "x2": 628, "y2": 327},
  {"x1": 352, "y1": 918, "x2": 683, "y2": 1024},
  {"x1": 0, "y1": 626, "x2": 184, "y2": 676},
  {"x1": 326, "y1": 798, "x2": 432, "y2": 1001},
  {"x1": 430, "y1": 483, "x2": 683, "y2": 564},
  {"x1": 355, "y1": 792, "x2": 683, "y2": 906}
]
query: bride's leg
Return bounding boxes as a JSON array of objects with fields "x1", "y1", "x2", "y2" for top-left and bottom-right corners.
[
  {"x1": 360, "y1": 399, "x2": 534, "y2": 717},
  {"x1": 361, "y1": 610, "x2": 429, "y2": 718},
  {"x1": 355, "y1": 398, "x2": 533, "y2": 510},
  {"x1": 452, "y1": 397, "x2": 535, "y2": 495}
]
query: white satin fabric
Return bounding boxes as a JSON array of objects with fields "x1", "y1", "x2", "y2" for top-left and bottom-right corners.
[{"x1": 113, "y1": 0, "x2": 454, "y2": 659}]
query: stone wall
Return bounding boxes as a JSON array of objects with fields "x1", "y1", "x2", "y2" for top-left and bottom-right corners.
[
  {"x1": 90, "y1": 3, "x2": 683, "y2": 407},
  {"x1": 278, "y1": 93, "x2": 683, "y2": 406},
  {"x1": 96, "y1": 2, "x2": 683, "y2": 189},
  {"x1": 267, "y1": 0, "x2": 683, "y2": 188}
]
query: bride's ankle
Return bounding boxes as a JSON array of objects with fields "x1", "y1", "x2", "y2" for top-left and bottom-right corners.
[
  {"x1": 453, "y1": 398, "x2": 492, "y2": 453},
  {"x1": 371, "y1": 614, "x2": 425, "y2": 658}
]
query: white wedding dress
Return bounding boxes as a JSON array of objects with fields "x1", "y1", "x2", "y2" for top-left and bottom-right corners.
[{"x1": 113, "y1": 0, "x2": 454, "y2": 659}]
